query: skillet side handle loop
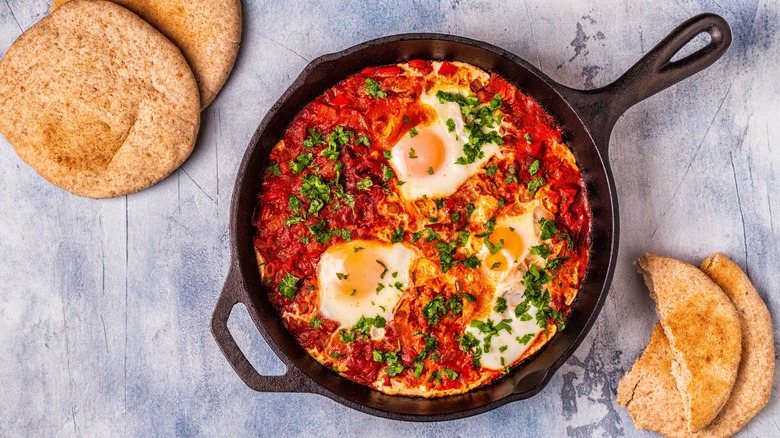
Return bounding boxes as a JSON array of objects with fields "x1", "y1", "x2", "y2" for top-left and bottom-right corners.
[
  {"x1": 211, "y1": 263, "x2": 313, "y2": 393},
  {"x1": 559, "y1": 13, "x2": 731, "y2": 156}
]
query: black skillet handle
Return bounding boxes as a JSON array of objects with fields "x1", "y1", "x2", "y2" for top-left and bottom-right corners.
[
  {"x1": 211, "y1": 263, "x2": 315, "y2": 393},
  {"x1": 557, "y1": 13, "x2": 731, "y2": 155}
]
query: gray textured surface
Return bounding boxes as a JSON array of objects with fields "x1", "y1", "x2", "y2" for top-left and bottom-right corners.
[{"x1": 1, "y1": 0, "x2": 778, "y2": 436}]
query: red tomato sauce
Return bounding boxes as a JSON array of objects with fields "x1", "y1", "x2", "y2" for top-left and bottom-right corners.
[{"x1": 253, "y1": 60, "x2": 591, "y2": 397}]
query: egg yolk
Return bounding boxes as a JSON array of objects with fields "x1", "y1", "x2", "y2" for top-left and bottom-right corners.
[
  {"x1": 337, "y1": 248, "x2": 385, "y2": 300},
  {"x1": 485, "y1": 226, "x2": 525, "y2": 272},
  {"x1": 403, "y1": 129, "x2": 447, "y2": 177}
]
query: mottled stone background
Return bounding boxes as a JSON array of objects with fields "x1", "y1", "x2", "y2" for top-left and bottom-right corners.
[{"x1": 1, "y1": 0, "x2": 778, "y2": 436}]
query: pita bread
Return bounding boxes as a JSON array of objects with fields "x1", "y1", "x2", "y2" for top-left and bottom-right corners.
[
  {"x1": 51, "y1": 0, "x2": 242, "y2": 109},
  {"x1": 635, "y1": 254, "x2": 742, "y2": 432},
  {"x1": 617, "y1": 324, "x2": 689, "y2": 436},
  {"x1": 0, "y1": 0, "x2": 200, "y2": 198},
  {"x1": 618, "y1": 255, "x2": 774, "y2": 437},
  {"x1": 697, "y1": 253, "x2": 775, "y2": 435}
]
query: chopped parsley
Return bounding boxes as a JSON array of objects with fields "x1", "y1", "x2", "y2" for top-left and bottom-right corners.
[
  {"x1": 484, "y1": 237, "x2": 504, "y2": 255},
  {"x1": 423, "y1": 227, "x2": 442, "y2": 242},
  {"x1": 434, "y1": 198, "x2": 446, "y2": 209},
  {"x1": 517, "y1": 333, "x2": 535, "y2": 345},
  {"x1": 527, "y1": 176, "x2": 546, "y2": 196},
  {"x1": 446, "y1": 118, "x2": 456, "y2": 132},
  {"x1": 528, "y1": 159, "x2": 541, "y2": 176},
  {"x1": 505, "y1": 167, "x2": 519, "y2": 184},
  {"x1": 442, "y1": 368, "x2": 459, "y2": 381},
  {"x1": 352, "y1": 314, "x2": 386, "y2": 335},
  {"x1": 383, "y1": 150, "x2": 392, "y2": 160},
  {"x1": 422, "y1": 296, "x2": 447, "y2": 326},
  {"x1": 560, "y1": 232, "x2": 574, "y2": 248},
  {"x1": 457, "y1": 332, "x2": 480, "y2": 352},
  {"x1": 339, "y1": 330, "x2": 355, "y2": 343},
  {"x1": 268, "y1": 161, "x2": 281, "y2": 176},
  {"x1": 470, "y1": 318, "x2": 513, "y2": 352},
  {"x1": 493, "y1": 297, "x2": 508, "y2": 313},
  {"x1": 375, "y1": 260, "x2": 389, "y2": 279},
  {"x1": 390, "y1": 227, "x2": 404, "y2": 243},
  {"x1": 546, "y1": 257, "x2": 568, "y2": 272},
  {"x1": 486, "y1": 165, "x2": 498, "y2": 177},
  {"x1": 524, "y1": 133, "x2": 533, "y2": 143},
  {"x1": 303, "y1": 128, "x2": 326, "y2": 149},
  {"x1": 356, "y1": 177, "x2": 373, "y2": 191},
  {"x1": 383, "y1": 351, "x2": 404, "y2": 377},
  {"x1": 413, "y1": 362, "x2": 425, "y2": 378},
  {"x1": 288, "y1": 195, "x2": 302, "y2": 215},
  {"x1": 382, "y1": 165, "x2": 395, "y2": 181},
  {"x1": 538, "y1": 218, "x2": 558, "y2": 240},
  {"x1": 306, "y1": 219, "x2": 332, "y2": 244},
  {"x1": 446, "y1": 296, "x2": 464, "y2": 314},
  {"x1": 463, "y1": 254, "x2": 480, "y2": 268},
  {"x1": 278, "y1": 273, "x2": 299, "y2": 300},
  {"x1": 336, "y1": 272, "x2": 348, "y2": 280},
  {"x1": 490, "y1": 261, "x2": 502, "y2": 270},
  {"x1": 435, "y1": 241, "x2": 459, "y2": 272},
  {"x1": 309, "y1": 316, "x2": 323, "y2": 328},
  {"x1": 409, "y1": 128, "x2": 418, "y2": 138},
  {"x1": 450, "y1": 211, "x2": 461, "y2": 222},
  {"x1": 530, "y1": 244, "x2": 551, "y2": 259},
  {"x1": 355, "y1": 134, "x2": 371, "y2": 146},
  {"x1": 408, "y1": 148, "x2": 418, "y2": 159},
  {"x1": 436, "y1": 91, "x2": 505, "y2": 165},
  {"x1": 289, "y1": 152, "x2": 314, "y2": 174},
  {"x1": 514, "y1": 300, "x2": 529, "y2": 318},
  {"x1": 465, "y1": 203, "x2": 476, "y2": 219},
  {"x1": 284, "y1": 216, "x2": 304, "y2": 227},
  {"x1": 364, "y1": 78, "x2": 387, "y2": 99}
]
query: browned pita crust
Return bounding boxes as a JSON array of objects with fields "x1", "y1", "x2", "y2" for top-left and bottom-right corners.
[
  {"x1": 617, "y1": 324, "x2": 690, "y2": 437},
  {"x1": 636, "y1": 254, "x2": 742, "y2": 432},
  {"x1": 697, "y1": 253, "x2": 775, "y2": 435},
  {"x1": 0, "y1": 0, "x2": 200, "y2": 198},
  {"x1": 619, "y1": 254, "x2": 771, "y2": 437},
  {"x1": 51, "y1": 0, "x2": 242, "y2": 108}
]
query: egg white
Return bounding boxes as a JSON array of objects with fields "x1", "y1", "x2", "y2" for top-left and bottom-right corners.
[
  {"x1": 389, "y1": 88, "x2": 501, "y2": 199},
  {"x1": 317, "y1": 240, "x2": 416, "y2": 339},
  {"x1": 464, "y1": 202, "x2": 557, "y2": 370},
  {"x1": 464, "y1": 285, "x2": 543, "y2": 370},
  {"x1": 476, "y1": 202, "x2": 550, "y2": 293}
]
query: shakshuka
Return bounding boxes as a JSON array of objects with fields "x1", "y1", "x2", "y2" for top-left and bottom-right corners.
[{"x1": 253, "y1": 60, "x2": 591, "y2": 397}]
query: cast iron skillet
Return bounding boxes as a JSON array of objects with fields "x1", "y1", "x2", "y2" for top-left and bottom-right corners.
[{"x1": 211, "y1": 14, "x2": 731, "y2": 421}]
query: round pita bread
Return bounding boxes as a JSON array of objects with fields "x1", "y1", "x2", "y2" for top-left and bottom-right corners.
[
  {"x1": 0, "y1": 0, "x2": 200, "y2": 198},
  {"x1": 635, "y1": 254, "x2": 742, "y2": 432},
  {"x1": 51, "y1": 0, "x2": 242, "y2": 109}
]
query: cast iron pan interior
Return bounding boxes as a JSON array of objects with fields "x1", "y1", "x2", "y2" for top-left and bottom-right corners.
[{"x1": 212, "y1": 14, "x2": 731, "y2": 421}]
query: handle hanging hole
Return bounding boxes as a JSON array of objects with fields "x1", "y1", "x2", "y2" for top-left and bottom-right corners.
[
  {"x1": 227, "y1": 302, "x2": 287, "y2": 376},
  {"x1": 670, "y1": 31, "x2": 713, "y2": 62}
]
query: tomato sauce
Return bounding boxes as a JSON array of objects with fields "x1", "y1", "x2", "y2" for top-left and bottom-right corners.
[{"x1": 253, "y1": 60, "x2": 591, "y2": 397}]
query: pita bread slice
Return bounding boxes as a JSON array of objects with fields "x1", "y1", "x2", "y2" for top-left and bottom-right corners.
[
  {"x1": 617, "y1": 255, "x2": 773, "y2": 437},
  {"x1": 0, "y1": 0, "x2": 200, "y2": 198},
  {"x1": 636, "y1": 254, "x2": 742, "y2": 432},
  {"x1": 51, "y1": 0, "x2": 242, "y2": 109},
  {"x1": 617, "y1": 324, "x2": 690, "y2": 437},
  {"x1": 697, "y1": 253, "x2": 775, "y2": 435}
]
